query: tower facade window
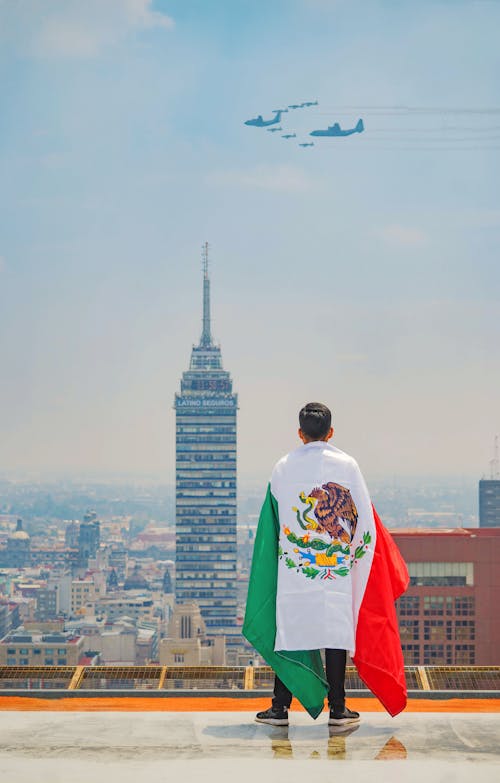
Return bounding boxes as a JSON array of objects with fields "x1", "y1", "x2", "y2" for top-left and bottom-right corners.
[{"x1": 180, "y1": 615, "x2": 192, "y2": 639}]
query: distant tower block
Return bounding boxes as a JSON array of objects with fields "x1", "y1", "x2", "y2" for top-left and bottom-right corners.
[
  {"x1": 479, "y1": 436, "x2": 500, "y2": 528},
  {"x1": 174, "y1": 244, "x2": 238, "y2": 646},
  {"x1": 78, "y1": 510, "x2": 100, "y2": 567},
  {"x1": 162, "y1": 567, "x2": 173, "y2": 594}
]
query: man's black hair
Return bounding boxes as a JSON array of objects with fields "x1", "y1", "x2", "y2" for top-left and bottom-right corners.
[{"x1": 299, "y1": 402, "x2": 332, "y2": 440}]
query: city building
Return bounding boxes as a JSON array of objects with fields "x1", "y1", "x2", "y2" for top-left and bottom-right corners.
[
  {"x1": 66, "y1": 614, "x2": 159, "y2": 665},
  {"x1": 0, "y1": 519, "x2": 31, "y2": 568},
  {"x1": 107, "y1": 568, "x2": 119, "y2": 591},
  {"x1": 162, "y1": 566, "x2": 173, "y2": 594},
  {"x1": 160, "y1": 602, "x2": 225, "y2": 666},
  {"x1": 0, "y1": 627, "x2": 85, "y2": 666},
  {"x1": 0, "y1": 603, "x2": 9, "y2": 640},
  {"x1": 479, "y1": 437, "x2": 500, "y2": 527},
  {"x1": 94, "y1": 593, "x2": 155, "y2": 623},
  {"x1": 47, "y1": 571, "x2": 73, "y2": 616},
  {"x1": 136, "y1": 625, "x2": 158, "y2": 664},
  {"x1": 34, "y1": 588, "x2": 58, "y2": 622},
  {"x1": 129, "y1": 525, "x2": 175, "y2": 560},
  {"x1": 78, "y1": 511, "x2": 100, "y2": 568},
  {"x1": 0, "y1": 601, "x2": 21, "y2": 637},
  {"x1": 71, "y1": 579, "x2": 96, "y2": 615},
  {"x1": 174, "y1": 246, "x2": 238, "y2": 651},
  {"x1": 64, "y1": 521, "x2": 79, "y2": 549},
  {"x1": 124, "y1": 563, "x2": 149, "y2": 591},
  {"x1": 479, "y1": 479, "x2": 500, "y2": 527},
  {"x1": 392, "y1": 527, "x2": 500, "y2": 665},
  {"x1": 108, "y1": 546, "x2": 128, "y2": 579},
  {"x1": 30, "y1": 546, "x2": 79, "y2": 570}
]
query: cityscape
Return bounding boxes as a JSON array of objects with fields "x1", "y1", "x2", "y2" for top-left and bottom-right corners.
[
  {"x1": 0, "y1": 255, "x2": 499, "y2": 670},
  {"x1": 1, "y1": 2, "x2": 499, "y2": 780}
]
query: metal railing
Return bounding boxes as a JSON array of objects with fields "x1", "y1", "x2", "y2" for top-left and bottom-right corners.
[{"x1": 0, "y1": 665, "x2": 499, "y2": 693}]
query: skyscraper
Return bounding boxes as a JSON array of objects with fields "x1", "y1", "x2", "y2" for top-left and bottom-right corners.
[
  {"x1": 78, "y1": 511, "x2": 100, "y2": 568},
  {"x1": 174, "y1": 244, "x2": 238, "y2": 644},
  {"x1": 479, "y1": 480, "x2": 500, "y2": 527},
  {"x1": 479, "y1": 436, "x2": 500, "y2": 527}
]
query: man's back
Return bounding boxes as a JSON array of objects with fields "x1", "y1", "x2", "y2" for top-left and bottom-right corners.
[{"x1": 270, "y1": 441, "x2": 375, "y2": 653}]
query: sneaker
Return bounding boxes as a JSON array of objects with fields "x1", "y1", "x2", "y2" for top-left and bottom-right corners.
[
  {"x1": 328, "y1": 706, "x2": 360, "y2": 726},
  {"x1": 255, "y1": 706, "x2": 289, "y2": 726}
]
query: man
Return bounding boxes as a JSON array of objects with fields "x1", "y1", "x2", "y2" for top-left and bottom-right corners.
[{"x1": 243, "y1": 402, "x2": 408, "y2": 726}]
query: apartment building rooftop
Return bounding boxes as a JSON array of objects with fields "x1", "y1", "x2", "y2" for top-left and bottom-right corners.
[
  {"x1": 1, "y1": 628, "x2": 81, "y2": 644},
  {"x1": 392, "y1": 527, "x2": 500, "y2": 537}
]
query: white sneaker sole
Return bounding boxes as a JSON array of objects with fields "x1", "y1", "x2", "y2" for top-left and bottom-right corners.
[{"x1": 255, "y1": 717, "x2": 289, "y2": 726}]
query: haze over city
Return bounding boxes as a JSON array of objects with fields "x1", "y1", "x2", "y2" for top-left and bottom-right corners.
[
  {"x1": 1, "y1": 0, "x2": 499, "y2": 484},
  {"x1": 1, "y1": 9, "x2": 500, "y2": 779}
]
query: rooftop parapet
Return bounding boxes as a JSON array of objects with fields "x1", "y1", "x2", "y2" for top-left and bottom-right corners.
[{"x1": 0, "y1": 665, "x2": 499, "y2": 697}]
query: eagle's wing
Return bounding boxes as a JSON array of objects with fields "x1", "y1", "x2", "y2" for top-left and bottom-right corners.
[{"x1": 322, "y1": 482, "x2": 359, "y2": 541}]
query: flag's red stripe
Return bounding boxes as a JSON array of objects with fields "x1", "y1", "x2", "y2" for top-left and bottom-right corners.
[{"x1": 352, "y1": 507, "x2": 410, "y2": 716}]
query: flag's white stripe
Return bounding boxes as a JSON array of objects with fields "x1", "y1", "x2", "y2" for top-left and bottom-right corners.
[{"x1": 270, "y1": 441, "x2": 376, "y2": 655}]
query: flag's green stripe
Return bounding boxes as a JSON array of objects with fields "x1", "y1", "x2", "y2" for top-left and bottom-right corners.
[{"x1": 242, "y1": 484, "x2": 328, "y2": 719}]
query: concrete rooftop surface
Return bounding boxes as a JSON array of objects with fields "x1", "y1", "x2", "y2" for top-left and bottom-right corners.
[{"x1": 0, "y1": 707, "x2": 499, "y2": 783}]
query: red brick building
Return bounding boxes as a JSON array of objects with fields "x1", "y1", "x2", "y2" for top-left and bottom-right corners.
[{"x1": 391, "y1": 527, "x2": 500, "y2": 665}]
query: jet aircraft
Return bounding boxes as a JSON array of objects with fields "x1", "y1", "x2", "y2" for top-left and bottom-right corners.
[
  {"x1": 244, "y1": 110, "x2": 284, "y2": 128},
  {"x1": 267, "y1": 127, "x2": 282, "y2": 133},
  {"x1": 289, "y1": 101, "x2": 318, "y2": 109},
  {"x1": 299, "y1": 142, "x2": 314, "y2": 147},
  {"x1": 282, "y1": 133, "x2": 297, "y2": 139},
  {"x1": 310, "y1": 119, "x2": 364, "y2": 137}
]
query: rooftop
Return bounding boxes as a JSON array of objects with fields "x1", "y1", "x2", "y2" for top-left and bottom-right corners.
[
  {"x1": 392, "y1": 527, "x2": 500, "y2": 537},
  {"x1": 0, "y1": 666, "x2": 499, "y2": 781},
  {"x1": 0, "y1": 706, "x2": 498, "y2": 783},
  {"x1": 1, "y1": 629, "x2": 81, "y2": 644}
]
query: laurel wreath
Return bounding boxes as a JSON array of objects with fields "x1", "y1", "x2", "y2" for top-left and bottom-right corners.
[{"x1": 280, "y1": 530, "x2": 372, "y2": 579}]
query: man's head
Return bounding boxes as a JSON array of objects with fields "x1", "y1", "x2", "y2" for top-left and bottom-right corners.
[{"x1": 298, "y1": 402, "x2": 333, "y2": 443}]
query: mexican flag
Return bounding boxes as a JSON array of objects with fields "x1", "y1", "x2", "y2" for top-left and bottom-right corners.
[{"x1": 243, "y1": 442, "x2": 409, "y2": 719}]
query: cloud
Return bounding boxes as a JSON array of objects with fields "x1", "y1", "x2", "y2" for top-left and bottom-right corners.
[
  {"x1": 1, "y1": 0, "x2": 174, "y2": 59},
  {"x1": 376, "y1": 224, "x2": 428, "y2": 247},
  {"x1": 207, "y1": 165, "x2": 314, "y2": 193}
]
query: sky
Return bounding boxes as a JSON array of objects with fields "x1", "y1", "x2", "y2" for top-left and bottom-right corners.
[{"x1": 0, "y1": 0, "x2": 499, "y2": 485}]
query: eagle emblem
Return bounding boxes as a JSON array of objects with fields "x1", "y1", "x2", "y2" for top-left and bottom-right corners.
[
  {"x1": 280, "y1": 482, "x2": 369, "y2": 580},
  {"x1": 293, "y1": 482, "x2": 358, "y2": 544}
]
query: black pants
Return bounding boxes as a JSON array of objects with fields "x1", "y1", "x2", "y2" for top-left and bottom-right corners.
[{"x1": 272, "y1": 648, "x2": 346, "y2": 710}]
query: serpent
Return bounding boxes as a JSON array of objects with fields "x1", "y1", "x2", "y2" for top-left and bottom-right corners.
[{"x1": 292, "y1": 493, "x2": 318, "y2": 530}]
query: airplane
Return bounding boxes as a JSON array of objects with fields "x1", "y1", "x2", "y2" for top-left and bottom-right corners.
[
  {"x1": 282, "y1": 133, "x2": 297, "y2": 139},
  {"x1": 244, "y1": 110, "x2": 283, "y2": 128},
  {"x1": 310, "y1": 119, "x2": 364, "y2": 137},
  {"x1": 300, "y1": 100, "x2": 319, "y2": 107},
  {"x1": 299, "y1": 142, "x2": 314, "y2": 147},
  {"x1": 267, "y1": 126, "x2": 282, "y2": 133}
]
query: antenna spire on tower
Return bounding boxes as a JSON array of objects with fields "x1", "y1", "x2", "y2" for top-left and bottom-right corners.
[
  {"x1": 200, "y1": 241, "x2": 212, "y2": 347},
  {"x1": 202, "y1": 240, "x2": 209, "y2": 279}
]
